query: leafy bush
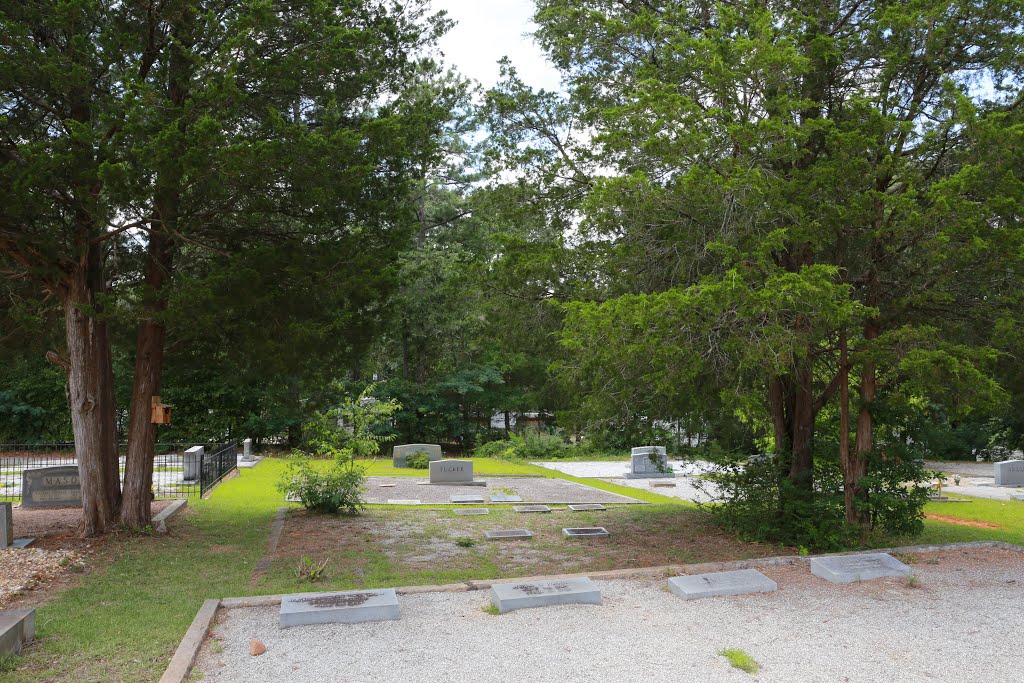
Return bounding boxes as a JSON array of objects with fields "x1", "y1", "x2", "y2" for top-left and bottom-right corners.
[
  {"x1": 278, "y1": 454, "x2": 366, "y2": 514},
  {"x1": 405, "y1": 451, "x2": 430, "y2": 469},
  {"x1": 304, "y1": 382, "x2": 401, "y2": 458},
  {"x1": 473, "y1": 431, "x2": 568, "y2": 460}
]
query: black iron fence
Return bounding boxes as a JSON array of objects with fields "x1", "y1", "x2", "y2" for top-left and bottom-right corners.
[{"x1": 0, "y1": 442, "x2": 238, "y2": 503}]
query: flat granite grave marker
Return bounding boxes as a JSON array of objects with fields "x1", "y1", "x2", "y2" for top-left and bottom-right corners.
[
  {"x1": 454, "y1": 508, "x2": 490, "y2": 516},
  {"x1": 513, "y1": 505, "x2": 551, "y2": 513},
  {"x1": 490, "y1": 493, "x2": 522, "y2": 502},
  {"x1": 279, "y1": 588, "x2": 399, "y2": 628},
  {"x1": 386, "y1": 499, "x2": 421, "y2": 505},
  {"x1": 490, "y1": 577, "x2": 602, "y2": 613},
  {"x1": 484, "y1": 529, "x2": 533, "y2": 540},
  {"x1": 562, "y1": 527, "x2": 609, "y2": 538},
  {"x1": 451, "y1": 494, "x2": 486, "y2": 504},
  {"x1": 668, "y1": 569, "x2": 778, "y2": 600},
  {"x1": 810, "y1": 552, "x2": 912, "y2": 584},
  {"x1": 994, "y1": 459, "x2": 1024, "y2": 486},
  {"x1": 20, "y1": 466, "x2": 82, "y2": 508},
  {"x1": 429, "y1": 459, "x2": 475, "y2": 484},
  {"x1": 392, "y1": 444, "x2": 443, "y2": 468},
  {"x1": 625, "y1": 446, "x2": 673, "y2": 479},
  {"x1": 568, "y1": 504, "x2": 607, "y2": 512}
]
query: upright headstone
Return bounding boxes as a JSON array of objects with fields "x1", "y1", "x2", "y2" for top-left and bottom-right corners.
[
  {"x1": 242, "y1": 438, "x2": 254, "y2": 462},
  {"x1": 20, "y1": 466, "x2": 82, "y2": 508},
  {"x1": 625, "y1": 446, "x2": 673, "y2": 479},
  {"x1": 0, "y1": 503, "x2": 12, "y2": 549},
  {"x1": 183, "y1": 446, "x2": 203, "y2": 482},
  {"x1": 392, "y1": 444, "x2": 443, "y2": 468},
  {"x1": 994, "y1": 459, "x2": 1024, "y2": 486},
  {"x1": 429, "y1": 459, "x2": 473, "y2": 484}
]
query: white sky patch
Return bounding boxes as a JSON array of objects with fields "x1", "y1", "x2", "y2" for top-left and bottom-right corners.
[{"x1": 432, "y1": 0, "x2": 562, "y2": 92}]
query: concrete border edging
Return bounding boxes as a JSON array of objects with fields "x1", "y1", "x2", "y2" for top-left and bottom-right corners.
[
  {"x1": 158, "y1": 598, "x2": 219, "y2": 683},
  {"x1": 153, "y1": 499, "x2": 188, "y2": 534}
]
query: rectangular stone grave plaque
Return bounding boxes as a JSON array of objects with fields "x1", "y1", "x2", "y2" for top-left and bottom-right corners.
[
  {"x1": 454, "y1": 508, "x2": 490, "y2": 516},
  {"x1": 490, "y1": 577, "x2": 601, "y2": 613},
  {"x1": 386, "y1": 499, "x2": 421, "y2": 505},
  {"x1": 668, "y1": 569, "x2": 777, "y2": 600},
  {"x1": 810, "y1": 552, "x2": 912, "y2": 584},
  {"x1": 429, "y1": 459, "x2": 474, "y2": 484},
  {"x1": 489, "y1": 493, "x2": 522, "y2": 502},
  {"x1": 513, "y1": 505, "x2": 551, "y2": 513},
  {"x1": 392, "y1": 444, "x2": 443, "y2": 468},
  {"x1": 625, "y1": 446, "x2": 673, "y2": 479},
  {"x1": 20, "y1": 466, "x2": 82, "y2": 509},
  {"x1": 0, "y1": 503, "x2": 12, "y2": 549},
  {"x1": 568, "y1": 504, "x2": 607, "y2": 512},
  {"x1": 279, "y1": 588, "x2": 399, "y2": 628},
  {"x1": 994, "y1": 459, "x2": 1024, "y2": 486},
  {"x1": 451, "y1": 494, "x2": 485, "y2": 504},
  {"x1": 484, "y1": 529, "x2": 533, "y2": 540},
  {"x1": 562, "y1": 527, "x2": 609, "y2": 538}
]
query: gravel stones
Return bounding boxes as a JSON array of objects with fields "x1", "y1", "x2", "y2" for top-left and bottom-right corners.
[{"x1": 0, "y1": 547, "x2": 83, "y2": 607}]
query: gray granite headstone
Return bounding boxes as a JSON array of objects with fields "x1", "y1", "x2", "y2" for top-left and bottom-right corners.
[
  {"x1": 668, "y1": 569, "x2": 778, "y2": 600},
  {"x1": 242, "y1": 438, "x2": 253, "y2": 462},
  {"x1": 562, "y1": 527, "x2": 609, "y2": 538},
  {"x1": 568, "y1": 504, "x2": 607, "y2": 512},
  {"x1": 0, "y1": 608, "x2": 35, "y2": 656},
  {"x1": 810, "y1": 553, "x2": 912, "y2": 583},
  {"x1": 392, "y1": 444, "x2": 443, "y2": 468},
  {"x1": 0, "y1": 503, "x2": 12, "y2": 548},
  {"x1": 20, "y1": 466, "x2": 82, "y2": 508},
  {"x1": 490, "y1": 577, "x2": 602, "y2": 613},
  {"x1": 513, "y1": 505, "x2": 551, "y2": 513},
  {"x1": 386, "y1": 499, "x2": 421, "y2": 505},
  {"x1": 994, "y1": 459, "x2": 1024, "y2": 486},
  {"x1": 279, "y1": 588, "x2": 399, "y2": 628},
  {"x1": 429, "y1": 459, "x2": 474, "y2": 484},
  {"x1": 484, "y1": 529, "x2": 533, "y2": 540},
  {"x1": 625, "y1": 446, "x2": 673, "y2": 479},
  {"x1": 451, "y1": 494, "x2": 485, "y2": 504},
  {"x1": 490, "y1": 493, "x2": 522, "y2": 502},
  {"x1": 454, "y1": 508, "x2": 490, "y2": 516},
  {"x1": 183, "y1": 446, "x2": 203, "y2": 482}
]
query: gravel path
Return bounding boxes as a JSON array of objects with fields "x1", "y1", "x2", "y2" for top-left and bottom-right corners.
[
  {"x1": 532, "y1": 460, "x2": 717, "y2": 478},
  {"x1": 196, "y1": 547, "x2": 1023, "y2": 683},
  {"x1": 364, "y1": 477, "x2": 641, "y2": 505}
]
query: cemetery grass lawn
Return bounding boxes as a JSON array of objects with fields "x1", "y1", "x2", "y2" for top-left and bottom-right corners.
[{"x1": 6, "y1": 458, "x2": 1021, "y2": 682}]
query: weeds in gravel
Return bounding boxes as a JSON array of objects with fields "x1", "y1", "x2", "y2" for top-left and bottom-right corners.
[
  {"x1": 296, "y1": 556, "x2": 330, "y2": 582},
  {"x1": 482, "y1": 603, "x2": 500, "y2": 615},
  {"x1": 720, "y1": 648, "x2": 760, "y2": 674},
  {"x1": 456, "y1": 537, "x2": 477, "y2": 548},
  {"x1": 892, "y1": 552, "x2": 917, "y2": 564},
  {"x1": 904, "y1": 574, "x2": 922, "y2": 589}
]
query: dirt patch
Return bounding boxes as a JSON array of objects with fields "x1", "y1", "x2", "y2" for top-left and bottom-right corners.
[
  {"x1": 11, "y1": 499, "x2": 174, "y2": 550},
  {"x1": 925, "y1": 513, "x2": 1000, "y2": 529}
]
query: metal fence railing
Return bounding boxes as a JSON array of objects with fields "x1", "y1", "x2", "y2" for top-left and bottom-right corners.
[{"x1": 0, "y1": 442, "x2": 238, "y2": 503}]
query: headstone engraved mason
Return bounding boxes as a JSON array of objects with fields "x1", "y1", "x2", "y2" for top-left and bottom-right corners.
[
  {"x1": 429, "y1": 459, "x2": 474, "y2": 484},
  {"x1": 21, "y1": 466, "x2": 82, "y2": 508},
  {"x1": 625, "y1": 446, "x2": 673, "y2": 479},
  {"x1": 490, "y1": 577, "x2": 602, "y2": 613},
  {"x1": 392, "y1": 444, "x2": 443, "y2": 468},
  {"x1": 994, "y1": 459, "x2": 1024, "y2": 486},
  {"x1": 810, "y1": 552, "x2": 912, "y2": 584}
]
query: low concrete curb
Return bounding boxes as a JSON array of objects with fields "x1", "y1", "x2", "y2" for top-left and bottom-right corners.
[
  {"x1": 158, "y1": 598, "x2": 219, "y2": 683},
  {"x1": 153, "y1": 499, "x2": 188, "y2": 534}
]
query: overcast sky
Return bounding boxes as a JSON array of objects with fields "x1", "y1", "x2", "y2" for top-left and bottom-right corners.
[{"x1": 432, "y1": 1, "x2": 562, "y2": 92}]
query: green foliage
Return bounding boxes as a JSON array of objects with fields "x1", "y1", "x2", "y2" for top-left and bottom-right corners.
[
  {"x1": 472, "y1": 431, "x2": 568, "y2": 460},
  {"x1": 719, "y1": 649, "x2": 760, "y2": 675},
  {"x1": 297, "y1": 557, "x2": 330, "y2": 583},
  {"x1": 405, "y1": 452, "x2": 430, "y2": 469},
  {"x1": 277, "y1": 454, "x2": 366, "y2": 515},
  {"x1": 304, "y1": 384, "x2": 401, "y2": 458}
]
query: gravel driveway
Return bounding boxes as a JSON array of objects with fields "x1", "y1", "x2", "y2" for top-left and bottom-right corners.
[{"x1": 195, "y1": 547, "x2": 1023, "y2": 683}]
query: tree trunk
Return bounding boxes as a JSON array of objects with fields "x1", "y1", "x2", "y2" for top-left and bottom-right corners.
[
  {"x1": 121, "y1": 229, "x2": 174, "y2": 529},
  {"x1": 63, "y1": 265, "x2": 120, "y2": 536},
  {"x1": 788, "y1": 361, "x2": 815, "y2": 490},
  {"x1": 838, "y1": 330, "x2": 857, "y2": 525}
]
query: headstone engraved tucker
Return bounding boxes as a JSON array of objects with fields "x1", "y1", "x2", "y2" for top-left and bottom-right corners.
[
  {"x1": 21, "y1": 466, "x2": 82, "y2": 508},
  {"x1": 810, "y1": 552, "x2": 912, "y2": 584},
  {"x1": 994, "y1": 459, "x2": 1024, "y2": 486},
  {"x1": 490, "y1": 577, "x2": 602, "y2": 613},
  {"x1": 392, "y1": 444, "x2": 443, "y2": 468},
  {"x1": 279, "y1": 588, "x2": 399, "y2": 628},
  {"x1": 625, "y1": 446, "x2": 673, "y2": 479},
  {"x1": 429, "y1": 459, "x2": 474, "y2": 484},
  {"x1": 667, "y1": 569, "x2": 777, "y2": 600}
]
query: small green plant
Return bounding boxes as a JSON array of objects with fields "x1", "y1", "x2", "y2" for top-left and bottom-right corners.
[
  {"x1": 904, "y1": 574, "x2": 921, "y2": 589},
  {"x1": 0, "y1": 654, "x2": 20, "y2": 674},
  {"x1": 719, "y1": 648, "x2": 760, "y2": 674},
  {"x1": 892, "y1": 552, "x2": 917, "y2": 565},
  {"x1": 209, "y1": 640, "x2": 224, "y2": 654},
  {"x1": 456, "y1": 537, "x2": 476, "y2": 548},
  {"x1": 798, "y1": 546, "x2": 810, "y2": 556},
  {"x1": 278, "y1": 454, "x2": 366, "y2": 514},
  {"x1": 405, "y1": 452, "x2": 430, "y2": 469},
  {"x1": 482, "y1": 602, "x2": 500, "y2": 615},
  {"x1": 297, "y1": 556, "x2": 330, "y2": 582}
]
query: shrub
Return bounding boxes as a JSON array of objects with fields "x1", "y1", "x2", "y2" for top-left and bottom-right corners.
[
  {"x1": 278, "y1": 453, "x2": 366, "y2": 514},
  {"x1": 405, "y1": 451, "x2": 430, "y2": 469}
]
